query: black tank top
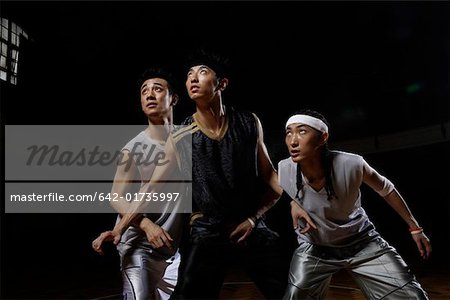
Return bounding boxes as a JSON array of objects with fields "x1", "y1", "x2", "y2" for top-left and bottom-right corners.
[{"x1": 173, "y1": 107, "x2": 262, "y2": 223}]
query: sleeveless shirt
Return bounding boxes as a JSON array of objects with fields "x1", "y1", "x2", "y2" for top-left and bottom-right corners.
[{"x1": 278, "y1": 151, "x2": 378, "y2": 246}]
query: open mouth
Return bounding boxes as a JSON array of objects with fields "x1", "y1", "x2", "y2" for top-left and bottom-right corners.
[
  {"x1": 190, "y1": 85, "x2": 200, "y2": 92},
  {"x1": 290, "y1": 150, "x2": 300, "y2": 157}
]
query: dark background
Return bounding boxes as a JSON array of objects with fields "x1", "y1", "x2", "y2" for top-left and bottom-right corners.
[{"x1": 1, "y1": 1, "x2": 449, "y2": 299}]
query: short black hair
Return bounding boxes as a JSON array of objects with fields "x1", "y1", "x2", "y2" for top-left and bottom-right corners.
[
  {"x1": 138, "y1": 66, "x2": 177, "y2": 95},
  {"x1": 184, "y1": 47, "x2": 231, "y2": 79}
]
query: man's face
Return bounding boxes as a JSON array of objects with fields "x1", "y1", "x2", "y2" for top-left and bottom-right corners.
[
  {"x1": 285, "y1": 123, "x2": 325, "y2": 163},
  {"x1": 140, "y1": 78, "x2": 173, "y2": 118},
  {"x1": 185, "y1": 65, "x2": 219, "y2": 101}
]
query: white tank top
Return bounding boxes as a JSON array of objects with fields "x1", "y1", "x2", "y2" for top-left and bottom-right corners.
[
  {"x1": 116, "y1": 131, "x2": 184, "y2": 257},
  {"x1": 278, "y1": 151, "x2": 378, "y2": 247}
]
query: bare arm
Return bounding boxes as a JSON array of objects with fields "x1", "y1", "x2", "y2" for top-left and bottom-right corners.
[
  {"x1": 112, "y1": 136, "x2": 178, "y2": 236},
  {"x1": 254, "y1": 114, "x2": 316, "y2": 223},
  {"x1": 254, "y1": 114, "x2": 283, "y2": 209},
  {"x1": 92, "y1": 149, "x2": 174, "y2": 253},
  {"x1": 230, "y1": 115, "x2": 317, "y2": 241},
  {"x1": 108, "y1": 150, "x2": 138, "y2": 216},
  {"x1": 92, "y1": 150, "x2": 138, "y2": 254},
  {"x1": 362, "y1": 160, "x2": 431, "y2": 259}
]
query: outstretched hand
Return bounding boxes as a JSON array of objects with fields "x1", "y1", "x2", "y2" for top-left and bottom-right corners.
[
  {"x1": 92, "y1": 230, "x2": 122, "y2": 255},
  {"x1": 412, "y1": 232, "x2": 432, "y2": 260},
  {"x1": 291, "y1": 200, "x2": 317, "y2": 234}
]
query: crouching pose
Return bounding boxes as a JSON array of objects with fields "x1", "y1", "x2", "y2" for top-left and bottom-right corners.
[{"x1": 279, "y1": 109, "x2": 431, "y2": 299}]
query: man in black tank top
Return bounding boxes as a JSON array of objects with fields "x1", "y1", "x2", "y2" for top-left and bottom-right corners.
[{"x1": 169, "y1": 49, "x2": 292, "y2": 299}]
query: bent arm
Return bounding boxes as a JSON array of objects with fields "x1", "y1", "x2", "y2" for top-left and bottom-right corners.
[
  {"x1": 229, "y1": 115, "x2": 282, "y2": 241},
  {"x1": 254, "y1": 114, "x2": 283, "y2": 218},
  {"x1": 362, "y1": 160, "x2": 431, "y2": 258},
  {"x1": 113, "y1": 136, "x2": 178, "y2": 234},
  {"x1": 92, "y1": 151, "x2": 140, "y2": 254},
  {"x1": 229, "y1": 115, "x2": 317, "y2": 241},
  {"x1": 254, "y1": 115, "x2": 316, "y2": 231},
  {"x1": 109, "y1": 150, "x2": 137, "y2": 216},
  {"x1": 362, "y1": 160, "x2": 420, "y2": 228}
]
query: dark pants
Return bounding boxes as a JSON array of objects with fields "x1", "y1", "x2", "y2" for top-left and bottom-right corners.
[{"x1": 171, "y1": 216, "x2": 291, "y2": 300}]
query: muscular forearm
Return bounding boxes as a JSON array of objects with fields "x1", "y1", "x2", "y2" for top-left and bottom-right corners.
[
  {"x1": 113, "y1": 213, "x2": 143, "y2": 234},
  {"x1": 112, "y1": 182, "x2": 155, "y2": 233},
  {"x1": 384, "y1": 189, "x2": 420, "y2": 229},
  {"x1": 254, "y1": 186, "x2": 281, "y2": 220}
]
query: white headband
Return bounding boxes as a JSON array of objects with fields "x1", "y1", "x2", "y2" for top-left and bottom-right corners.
[{"x1": 285, "y1": 114, "x2": 329, "y2": 133}]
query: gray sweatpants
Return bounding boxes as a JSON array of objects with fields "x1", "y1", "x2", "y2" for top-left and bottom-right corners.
[{"x1": 283, "y1": 237, "x2": 428, "y2": 300}]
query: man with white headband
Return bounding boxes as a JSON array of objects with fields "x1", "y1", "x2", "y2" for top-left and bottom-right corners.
[
  {"x1": 279, "y1": 109, "x2": 431, "y2": 299},
  {"x1": 285, "y1": 114, "x2": 329, "y2": 134}
]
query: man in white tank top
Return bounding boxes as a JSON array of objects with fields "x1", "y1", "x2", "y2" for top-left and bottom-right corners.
[
  {"x1": 279, "y1": 110, "x2": 431, "y2": 299},
  {"x1": 92, "y1": 67, "x2": 182, "y2": 300}
]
